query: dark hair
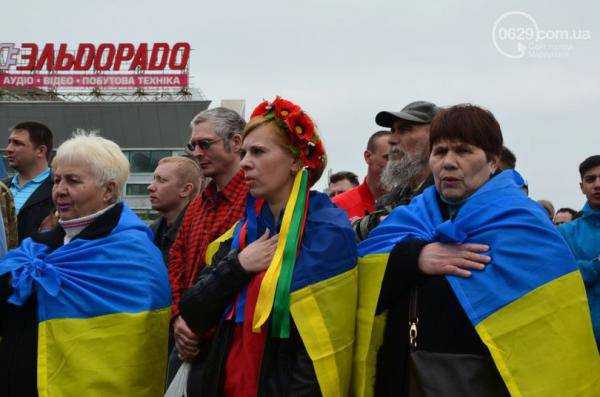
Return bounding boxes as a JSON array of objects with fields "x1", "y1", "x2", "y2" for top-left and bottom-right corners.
[
  {"x1": 329, "y1": 171, "x2": 359, "y2": 186},
  {"x1": 429, "y1": 104, "x2": 503, "y2": 160},
  {"x1": 579, "y1": 155, "x2": 600, "y2": 178},
  {"x1": 11, "y1": 121, "x2": 54, "y2": 161},
  {"x1": 556, "y1": 207, "x2": 578, "y2": 217},
  {"x1": 499, "y1": 146, "x2": 517, "y2": 170},
  {"x1": 367, "y1": 130, "x2": 391, "y2": 152}
]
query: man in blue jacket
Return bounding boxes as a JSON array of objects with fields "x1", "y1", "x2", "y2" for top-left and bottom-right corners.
[{"x1": 559, "y1": 155, "x2": 600, "y2": 348}]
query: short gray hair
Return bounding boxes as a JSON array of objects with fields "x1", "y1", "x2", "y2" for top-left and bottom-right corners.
[
  {"x1": 52, "y1": 132, "x2": 130, "y2": 199},
  {"x1": 190, "y1": 107, "x2": 245, "y2": 148}
]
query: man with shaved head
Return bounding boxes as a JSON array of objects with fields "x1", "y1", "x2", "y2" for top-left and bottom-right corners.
[{"x1": 148, "y1": 156, "x2": 203, "y2": 264}]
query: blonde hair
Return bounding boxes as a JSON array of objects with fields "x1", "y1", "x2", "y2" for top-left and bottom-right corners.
[
  {"x1": 52, "y1": 132, "x2": 130, "y2": 198},
  {"x1": 244, "y1": 116, "x2": 292, "y2": 154},
  {"x1": 157, "y1": 156, "x2": 203, "y2": 197}
]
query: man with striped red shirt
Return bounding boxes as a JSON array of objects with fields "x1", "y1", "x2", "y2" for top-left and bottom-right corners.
[{"x1": 168, "y1": 108, "x2": 249, "y2": 366}]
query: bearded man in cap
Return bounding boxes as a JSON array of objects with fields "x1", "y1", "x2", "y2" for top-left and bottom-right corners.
[{"x1": 354, "y1": 101, "x2": 439, "y2": 240}]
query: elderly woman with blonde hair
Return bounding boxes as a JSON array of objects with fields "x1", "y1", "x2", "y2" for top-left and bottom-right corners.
[{"x1": 0, "y1": 133, "x2": 171, "y2": 397}]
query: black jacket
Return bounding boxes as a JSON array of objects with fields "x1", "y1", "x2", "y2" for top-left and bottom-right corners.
[
  {"x1": 149, "y1": 208, "x2": 186, "y2": 266},
  {"x1": 179, "y1": 242, "x2": 321, "y2": 397},
  {"x1": 0, "y1": 204, "x2": 124, "y2": 397},
  {"x1": 374, "y1": 198, "x2": 505, "y2": 396},
  {"x1": 376, "y1": 173, "x2": 435, "y2": 211},
  {"x1": 3, "y1": 175, "x2": 54, "y2": 243}
]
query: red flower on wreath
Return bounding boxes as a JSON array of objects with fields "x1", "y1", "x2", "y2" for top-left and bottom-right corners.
[
  {"x1": 285, "y1": 110, "x2": 316, "y2": 142},
  {"x1": 250, "y1": 100, "x2": 271, "y2": 118},
  {"x1": 271, "y1": 96, "x2": 301, "y2": 119},
  {"x1": 304, "y1": 140, "x2": 326, "y2": 171}
]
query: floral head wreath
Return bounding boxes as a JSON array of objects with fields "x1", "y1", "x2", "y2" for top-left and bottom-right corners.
[{"x1": 249, "y1": 96, "x2": 327, "y2": 187}]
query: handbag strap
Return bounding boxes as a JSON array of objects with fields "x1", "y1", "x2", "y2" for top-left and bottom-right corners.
[{"x1": 409, "y1": 286, "x2": 419, "y2": 351}]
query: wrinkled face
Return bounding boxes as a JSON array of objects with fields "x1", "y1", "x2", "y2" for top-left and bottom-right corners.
[
  {"x1": 580, "y1": 165, "x2": 600, "y2": 208},
  {"x1": 381, "y1": 126, "x2": 430, "y2": 191},
  {"x1": 147, "y1": 162, "x2": 187, "y2": 213},
  {"x1": 386, "y1": 133, "x2": 402, "y2": 162},
  {"x1": 5, "y1": 129, "x2": 45, "y2": 171},
  {"x1": 365, "y1": 135, "x2": 390, "y2": 179},
  {"x1": 240, "y1": 124, "x2": 298, "y2": 202},
  {"x1": 391, "y1": 121, "x2": 430, "y2": 159},
  {"x1": 430, "y1": 139, "x2": 496, "y2": 202},
  {"x1": 188, "y1": 121, "x2": 237, "y2": 179},
  {"x1": 52, "y1": 164, "x2": 113, "y2": 221},
  {"x1": 329, "y1": 179, "x2": 356, "y2": 197},
  {"x1": 554, "y1": 211, "x2": 574, "y2": 225}
]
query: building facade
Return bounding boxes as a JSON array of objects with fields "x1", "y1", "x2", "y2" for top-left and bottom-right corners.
[{"x1": 1, "y1": 100, "x2": 211, "y2": 212}]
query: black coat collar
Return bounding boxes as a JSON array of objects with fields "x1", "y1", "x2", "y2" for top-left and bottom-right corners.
[
  {"x1": 5, "y1": 174, "x2": 53, "y2": 212},
  {"x1": 32, "y1": 203, "x2": 124, "y2": 250},
  {"x1": 151, "y1": 206, "x2": 187, "y2": 242}
]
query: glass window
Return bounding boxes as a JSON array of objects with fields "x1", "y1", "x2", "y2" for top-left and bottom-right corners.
[
  {"x1": 129, "y1": 151, "x2": 152, "y2": 173},
  {"x1": 126, "y1": 183, "x2": 150, "y2": 196},
  {"x1": 1, "y1": 152, "x2": 15, "y2": 178},
  {"x1": 1, "y1": 157, "x2": 8, "y2": 179},
  {"x1": 129, "y1": 150, "x2": 172, "y2": 173},
  {"x1": 151, "y1": 150, "x2": 172, "y2": 167}
]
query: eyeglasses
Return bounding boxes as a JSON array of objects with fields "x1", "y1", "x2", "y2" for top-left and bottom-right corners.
[{"x1": 186, "y1": 138, "x2": 223, "y2": 152}]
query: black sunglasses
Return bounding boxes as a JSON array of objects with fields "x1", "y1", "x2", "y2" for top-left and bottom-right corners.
[{"x1": 186, "y1": 138, "x2": 223, "y2": 152}]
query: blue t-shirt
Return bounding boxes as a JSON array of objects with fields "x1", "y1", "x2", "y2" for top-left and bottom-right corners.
[{"x1": 9, "y1": 168, "x2": 50, "y2": 213}]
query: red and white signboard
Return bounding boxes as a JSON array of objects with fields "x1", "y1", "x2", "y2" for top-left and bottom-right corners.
[
  {"x1": 0, "y1": 73, "x2": 189, "y2": 89},
  {"x1": 0, "y1": 42, "x2": 190, "y2": 90}
]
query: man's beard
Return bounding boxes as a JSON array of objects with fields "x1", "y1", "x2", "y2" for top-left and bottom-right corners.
[{"x1": 380, "y1": 146, "x2": 428, "y2": 192}]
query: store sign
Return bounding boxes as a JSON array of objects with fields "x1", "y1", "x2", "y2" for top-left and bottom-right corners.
[{"x1": 0, "y1": 42, "x2": 190, "y2": 89}]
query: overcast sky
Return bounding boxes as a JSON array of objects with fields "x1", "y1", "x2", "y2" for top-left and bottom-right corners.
[{"x1": 3, "y1": 0, "x2": 598, "y2": 209}]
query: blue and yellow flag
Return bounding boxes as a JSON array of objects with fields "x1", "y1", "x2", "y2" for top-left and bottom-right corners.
[
  {"x1": 0, "y1": 204, "x2": 171, "y2": 397},
  {"x1": 354, "y1": 170, "x2": 600, "y2": 396},
  {"x1": 206, "y1": 191, "x2": 358, "y2": 397}
]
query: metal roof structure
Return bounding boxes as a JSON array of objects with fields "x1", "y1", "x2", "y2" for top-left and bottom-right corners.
[{"x1": 0, "y1": 100, "x2": 211, "y2": 148}]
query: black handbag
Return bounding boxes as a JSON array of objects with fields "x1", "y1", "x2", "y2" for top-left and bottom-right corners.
[{"x1": 407, "y1": 287, "x2": 510, "y2": 397}]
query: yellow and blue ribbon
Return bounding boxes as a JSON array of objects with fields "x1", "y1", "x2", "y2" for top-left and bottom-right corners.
[{"x1": 253, "y1": 168, "x2": 308, "y2": 337}]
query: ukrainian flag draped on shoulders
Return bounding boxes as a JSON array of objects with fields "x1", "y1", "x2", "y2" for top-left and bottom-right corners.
[
  {"x1": 0, "y1": 204, "x2": 171, "y2": 397},
  {"x1": 354, "y1": 170, "x2": 600, "y2": 396},
  {"x1": 206, "y1": 186, "x2": 358, "y2": 397}
]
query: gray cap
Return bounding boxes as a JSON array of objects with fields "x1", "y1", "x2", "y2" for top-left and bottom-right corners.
[{"x1": 376, "y1": 101, "x2": 440, "y2": 128}]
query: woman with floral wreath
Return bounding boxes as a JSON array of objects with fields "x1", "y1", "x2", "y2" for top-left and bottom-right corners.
[{"x1": 178, "y1": 97, "x2": 358, "y2": 396}]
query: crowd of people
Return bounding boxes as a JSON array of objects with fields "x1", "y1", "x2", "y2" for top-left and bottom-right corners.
[{"x1": 0, "y1": 98, "x2": 598, "y2": 396}]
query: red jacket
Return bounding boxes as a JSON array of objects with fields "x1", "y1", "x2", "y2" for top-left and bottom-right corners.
[
  {"x1": 332, "y1": 179, "x2": 375, "y2": 221},
  {"x1": 168, "y1": 170, "x2": 249, "y2": 318}
]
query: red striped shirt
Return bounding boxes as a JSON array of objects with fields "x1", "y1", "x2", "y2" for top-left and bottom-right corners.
[{"x1": 168, "y1": 170, "x2": 249, "y2": 318}]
